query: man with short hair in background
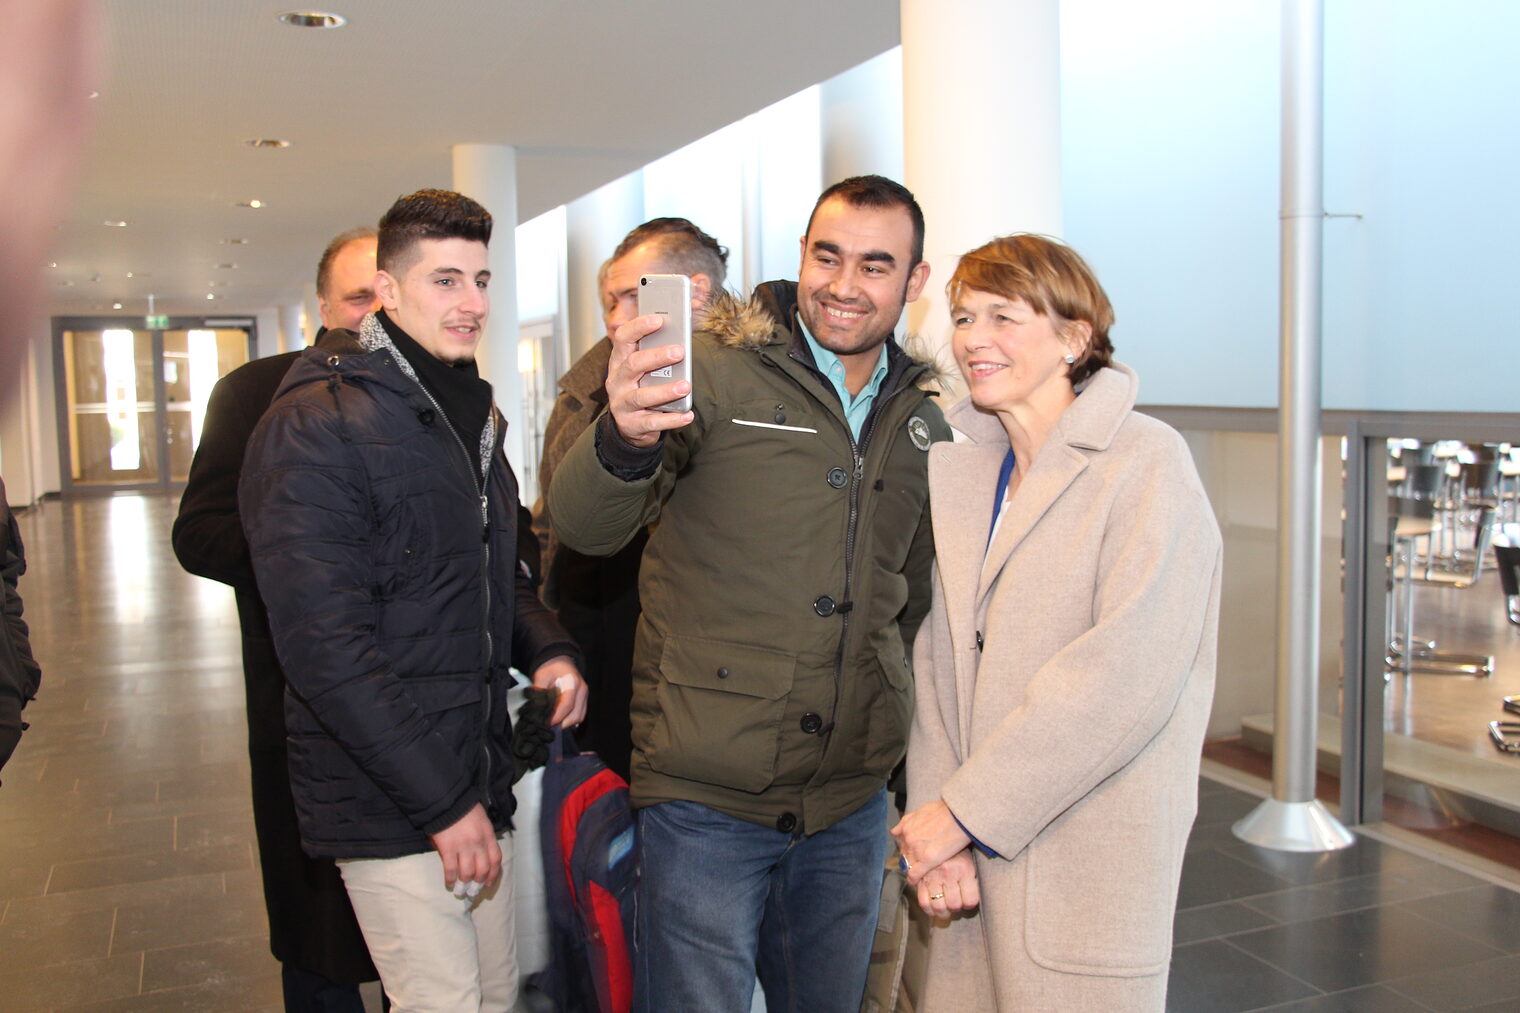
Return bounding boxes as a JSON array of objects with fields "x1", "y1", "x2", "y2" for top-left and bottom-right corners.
[
  {"x1": 533, "y1": 216, "x2": 728, "y2": 780},
  {"x1": 173, "y1": 226, "x2": 382, "y2": 1012},
  {"x1": 241, "y1": 189, "x2": 586, "y2": 1012}
]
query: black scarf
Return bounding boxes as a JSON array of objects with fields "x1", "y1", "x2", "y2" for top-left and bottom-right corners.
[{"x1": 378, "y1": 309, "x2": 493, "y2": 480}]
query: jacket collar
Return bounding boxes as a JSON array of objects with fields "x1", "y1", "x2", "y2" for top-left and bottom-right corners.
[
  {"x1": 943, "y1": 361, "x2": 1139, "y2": 452},
  {"x1": 273, "y1": 315, "x2": 500, "y2": 480},
  {"x1": 358, "y1": 312, "x2": 499, "y2": 478},
  {"x1": 933, "y1": 362, "x2": 1139, "y2": 614}
]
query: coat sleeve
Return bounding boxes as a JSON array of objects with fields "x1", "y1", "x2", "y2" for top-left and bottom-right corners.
[
  {"x1": 530, "y1": 388, "x2": 584, "y2": 567},
  {"x1": 172, "y1": 369, "x2": 264, "y2": 589},
  {"x1": 239, "y1": 396, "x2": 476, "y2": 832},
  {"x1": 511, "y1": 552, "x2": 583, "y2": 676},
  {"x1": 898, "y1": 500, "x2": 936, "y2": 658},
  {"x1": 0, "y1": 497, "x2": 42, "y2": 773},
  {"x1": 905, "y1": 562, "x2": 963, "y2": 813},
  {"x1": 898, "y1": 407, "x2": 953, "y2": 656},
  {"x1": 546, "y1": 347, "x2": 713, "y2": 557},
  {"x1": 939, "y1": 439, "x2": 1221, "y2": 860}
]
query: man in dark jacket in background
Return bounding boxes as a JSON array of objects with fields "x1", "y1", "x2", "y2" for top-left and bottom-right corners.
[
  {"x1": 0, "y1": 477, "x2": 42, "y2": 780},
  {"x1": 532, "y1": 216, "x2": 728, "y2": 781},
  {"x1": 173, "y1": 226, "x2": 382, "y2": 1012},
  {"x1": 240, "y1": 189, "x2": 585, "y2": 1012}
]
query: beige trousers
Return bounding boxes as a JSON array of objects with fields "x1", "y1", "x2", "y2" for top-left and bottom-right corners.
[{"x1": 339, "y1": 833, "x2": 518, "y2": 1013}]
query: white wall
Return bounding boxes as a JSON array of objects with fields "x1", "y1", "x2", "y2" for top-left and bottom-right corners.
[
  {"x1": 1061, "y1": 0, "x2": 1520, "y2": 413},
  {"x1": 1060, "y1": 0, "x2": 1280, "y2": 408},
  {"x1": 1, "y1": 326, "x2": 60, "y2": 504},
  {"x1": 1321, "y1": 0, "x2": 1520, "y2": 412}
]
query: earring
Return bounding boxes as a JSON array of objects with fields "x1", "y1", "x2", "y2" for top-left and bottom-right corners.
[{"x1": 1062, "y1": 353, "x2": 1076, "y2": 364}]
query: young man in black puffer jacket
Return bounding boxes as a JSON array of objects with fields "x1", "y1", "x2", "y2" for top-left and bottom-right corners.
[{"x1": 240, "y1": 189, "x2": 586, "y2": 1012}]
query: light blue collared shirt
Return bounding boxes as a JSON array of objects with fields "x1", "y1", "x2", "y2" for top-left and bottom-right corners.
[{"x1": 796, "y1": 317, "x2": 890, "y2": 440}]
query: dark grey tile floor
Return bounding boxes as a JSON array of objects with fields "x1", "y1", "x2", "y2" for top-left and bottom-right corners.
[
  {"x1": 5, "y1": 493, "x2": 1520, "y2": 1011},
  {"x1": 1170, "y1": 778, "x2": 1520, "y2": 1012}
]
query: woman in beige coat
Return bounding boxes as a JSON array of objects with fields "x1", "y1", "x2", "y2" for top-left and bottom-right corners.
[{"x1": 892, "y1": 235, "x2": 1221, "y2": 1012}]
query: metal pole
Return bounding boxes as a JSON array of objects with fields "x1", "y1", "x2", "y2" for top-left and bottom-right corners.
[{"x1": 1234, "y1": 0, "x2": 1354, "y2": 852}]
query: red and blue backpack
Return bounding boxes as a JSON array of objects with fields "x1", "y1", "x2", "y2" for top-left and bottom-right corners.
[{"x1": 529, "y1": 730, "x2": 638, "y2": 1013}]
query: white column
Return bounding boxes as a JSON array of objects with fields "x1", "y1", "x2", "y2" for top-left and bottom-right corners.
[
  {"x1": 278, "y1": 303, "x2": 303, "y2": 353},
  {"x1": 740, "y1": 133, "x2": 764, "y2": 295},
  {"x1": 565, "y1": 170, "x2": 644, "y2": 363},
  {"x1": 253, "y1": 309, "x2": 281, "y2": 359},
  {"x1": 820, "y1": 47, "x2": 905, "y2": 186},
  {"x1": 901, "y1": 0, "x2": 1063, "y2": 377},
  {"x1": 299, "y1": 282, "x2": 320, "y2": 346},
  {"x1": 0, "y1": 336, "x2": 37, "y2": 503},
  {"x1": 453, "y1": 143, "x2": 525, "y2": 479}
]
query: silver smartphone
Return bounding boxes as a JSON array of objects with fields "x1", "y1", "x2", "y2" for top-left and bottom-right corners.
[{"x1": 636, "y1": 274, "x2": 692, "y2": 413}]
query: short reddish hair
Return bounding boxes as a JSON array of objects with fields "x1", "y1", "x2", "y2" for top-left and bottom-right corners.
[{"x1": 948, "y1": 234, "x2": 1115, "y2": 385}]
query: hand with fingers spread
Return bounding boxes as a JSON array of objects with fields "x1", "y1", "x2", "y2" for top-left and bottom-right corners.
[
  {"x1": 917, "y1": 849, "x2": 980, "y2": 920},
  {"x1": 891, "y1": 798, "x2": 971, "y2": 887},
  {"x1": 605, "y1": 314, "x2": 695, "y2": 447},
  {"x1": 429, "y1": 802, "x2": 501, "y2": 898}
]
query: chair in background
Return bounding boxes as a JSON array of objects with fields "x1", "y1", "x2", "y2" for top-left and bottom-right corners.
[{"x1": 1385, "y1": 497, "x2": 1495, "y2": 677}]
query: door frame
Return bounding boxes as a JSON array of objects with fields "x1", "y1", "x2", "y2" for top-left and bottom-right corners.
[{"x1": 51, "y1": 315, "x2": 257, "y2": 496}]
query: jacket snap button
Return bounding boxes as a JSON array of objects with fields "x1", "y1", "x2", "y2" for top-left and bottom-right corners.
[
  {"x1": 826, "y1": 467, "x2": 847, "y2": 489},
  {"x1": 716, "y1": 667, "x2": 730, "y2": 679},
  {"x1": 976, "y1": 630, "x2": 984, "y2": 652},
  {"x1": 800, "y1": 712, "x2": 823, "y2": 734},
  {"x1": 418, "y1": 408, "x2": 435, "y2": 425},
  {"x1": 775, "y1": 412, "x2": 787, "y2": 424},
  {"x1": 813, "y1": 595, "x2": 836, "y2": 617},
  {"x1": 326, "y1": 354, "x2": 341, "y2": 366},
  {"x1": 776, "y1": 812, "x2": 797, "y2": 833}
]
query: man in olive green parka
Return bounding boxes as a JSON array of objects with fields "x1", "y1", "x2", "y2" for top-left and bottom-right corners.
[{"x1": 548, "y1": 176, "x2": 949, "y2": 1013}]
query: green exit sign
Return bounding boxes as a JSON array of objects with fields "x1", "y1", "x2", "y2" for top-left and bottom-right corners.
[{"x1": 144, "y1": 314, "x2": 170, "y2": 329}]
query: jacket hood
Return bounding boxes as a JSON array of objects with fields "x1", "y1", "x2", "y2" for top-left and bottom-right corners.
[
  {"x1": 270, "y1": 326, "x2": 369, "y2": 401},
  {"x1": 945, "y1": 360, "x2": 1140, "y2": 450},
  {"x1": 710, "y1": 280, "x2": 948, "y2": 384},
  {"x1": 702, "y1": 288, "x2": 784, "y2": 351},
  {"x1": 269, "y1": 314, "x2": 499, "y2": 475}
]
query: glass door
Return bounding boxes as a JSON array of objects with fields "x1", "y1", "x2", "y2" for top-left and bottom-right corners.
[
  {"x1": 1344, "y1": 421, "x2": 1520, "y2": 853},
  {"x1": 55, "y1": 318, "x2": 252, "y2": 493},
  {"x1": 162, "y1": 328, "x2": 254, "y2": 482}
]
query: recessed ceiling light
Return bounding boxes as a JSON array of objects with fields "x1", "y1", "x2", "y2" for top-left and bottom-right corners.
[
  {"x1": 47, "y1": 262, "x2": 57, "y2": 269},
  {"x1": 206, "y1": 293, "x2": 217, "y2": 300},
  {"x1": 278, "y1": 11, "x2": 346, "y2": 28},
  {"x1": 125, "y1": 272, "x2": 135, "y2": 278},
  {"x1": 112, "y1": 302, "x2": 123, "y2": 310},
  {"x1": 103, "y1": 220, "x2": 128, "y2": 227},
  {"x1": 244, "y1": 138, "x2": 291, "y2": 149},
  {"x1": 234, "y1": 200, "x2": 264, "y2": 209},
  {"x1": 88, "y1": 90, "x2": 100, "y2": 99}
]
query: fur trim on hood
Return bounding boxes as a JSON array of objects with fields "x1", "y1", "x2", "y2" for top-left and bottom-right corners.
[
  {"x1": 701, "y1": 285, "x2": 950, "y2": 385},
  {"x1": 702, "y1": 290, "x2": 778, "y2": 351}
]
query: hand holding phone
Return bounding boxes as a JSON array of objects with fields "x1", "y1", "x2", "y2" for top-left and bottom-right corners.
[{"x1": 636, "y1": 274, "x2": 693, "y2": 413}]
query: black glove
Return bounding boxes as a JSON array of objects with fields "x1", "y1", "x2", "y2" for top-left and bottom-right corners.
[{"x1": 511, "y1": 687, "x2": 557, "y2": 781}]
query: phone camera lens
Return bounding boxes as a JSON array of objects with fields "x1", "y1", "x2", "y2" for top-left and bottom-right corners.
[{"x1": 640, "y1": 278, "x2": 647, "y2": 285}]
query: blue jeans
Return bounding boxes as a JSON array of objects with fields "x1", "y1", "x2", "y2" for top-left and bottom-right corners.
[{"x1": 633, "y1": 790, "x2": 889, "y2": 1013}]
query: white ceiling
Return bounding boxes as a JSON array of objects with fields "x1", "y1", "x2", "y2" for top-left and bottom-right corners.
[{"x1": 48, "y1": 0, "x2": 899, "y2": 318}]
